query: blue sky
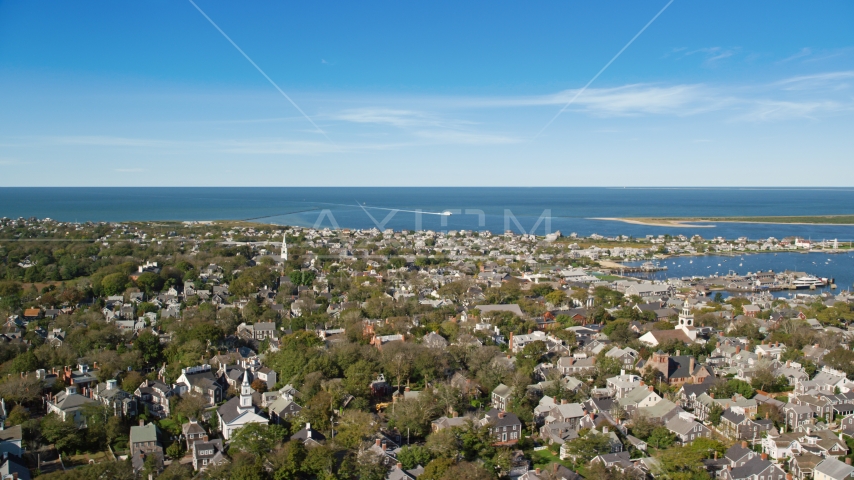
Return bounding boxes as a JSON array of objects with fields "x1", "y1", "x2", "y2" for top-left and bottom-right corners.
[{"x1": 1, "y1": 1, "x2": 853, "y2": 186}]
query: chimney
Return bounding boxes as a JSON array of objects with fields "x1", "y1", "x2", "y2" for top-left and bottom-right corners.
[
  {"x1": 714, "y1": 451, "x2": 718, "y2": 460},
  {"x1": 405, "y1": 386, "x2": 410, "y2": 392},
  {"x1": 689, "y1": 357, "x2": 695, "y2": 373},
  {"x1": 786, "y1": 475, "x2": 793, "y2": 480},
  {"x1": 786, "y1": 360, "x2": 791, "y2": 367},
  {"x1": 710, "y1": 392, "x2": 715, "y2": 399},
  {"x1": 728, "y1": 465, "x2": 732, "y2": 472},
  {"x1": 561, "y1": 399, "x2": 567, "y2": 404},
  {"x1": 554, "y1": 463, "x2": 559, "y2": 473},
  {"x1": 761, "y1": 453, "x2": 768, "y2": 461},
  {"x1": 847, "y1": 458, "x2": 852, "y2": 466},
  {"x1": 736, "y1": 346, "x2": 741, "y2": 353},
  {"x1": 397, "y1": 462, "x2": 403, "y2": 470},
  {"x1": 640, "y1": 380, "x2": 644, "y2": 386},
  {"x1": 648, "y1": 386, "x2": 653, "y2": 392},
  {"x1": 139, "y1": 419, "x2": 145, "y2": 427},
  {"x1": 376, "y1": 439, "x2": 381, "y2": 447},
  {"x1": 381, "y1": 441, "x2": 387, "y2": 451},
  {"x1": 589, "y1": 412, "x2": 595, "y2": 420},
  {"x1": 498, "y1": 412, "x2": 505, "y2": 419},
  {"x1": 742, "y1": 441, "x2": 748, "y2": 448},
  {"x1": 306, "y1": 423, "x2": 311, "y2": 439},
  {"x1": 535, "y1": 468, "x2": 541, "y2": 475}
]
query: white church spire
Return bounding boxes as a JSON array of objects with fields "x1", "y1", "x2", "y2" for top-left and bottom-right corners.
[
  {"x1": 281, "y1": 232, "x2": 288, "y2": 262},
  {"x1": 239, "y1": 370, "x2": 252, "y2": 410}
]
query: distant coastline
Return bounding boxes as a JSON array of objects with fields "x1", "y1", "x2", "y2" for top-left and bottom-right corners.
[
  {"x1": 596, "y1": 215, "x2": 854, "y2": 227},
  {"x1": 590, "y1": 217, "x2": 714, "y2": 227}
]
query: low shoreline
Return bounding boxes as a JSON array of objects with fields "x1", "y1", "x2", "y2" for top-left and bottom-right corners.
[{"x1": 590, "y1": 217, "x2": 715, "y2": 227}]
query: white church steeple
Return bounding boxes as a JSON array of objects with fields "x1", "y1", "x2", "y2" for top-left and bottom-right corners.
[
  {"x1": 281, "y1": 232, "x2": 288, "y2": 262},
  {"x1": 239, "y1": 370, "x2": 252, "y2": 410}
]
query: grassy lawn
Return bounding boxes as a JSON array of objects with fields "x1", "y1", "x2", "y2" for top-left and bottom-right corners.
[
  {"x1": 65, "y1": 451, "x2": 111, "y2": 467},
  {"x1": 158, "y1": 417, "x2": 185, "y2": 436},
  {"x1": 592, "y1": 273, "x2": 623, "y2": 281},
  {"x1": 530, "y1": 448, "x2": 571, "y2": 469}
]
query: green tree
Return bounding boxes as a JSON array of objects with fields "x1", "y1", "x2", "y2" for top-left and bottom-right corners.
[
  {"x1": 439, "y1": 461, "x2": 495, "y2": 480},
  {"x1": 135, "y1": 271, "x2": 164, "y2": 294},
  {"x1": 545, "y1": 290, "x2": 567, "y2": 306},
  {"x1": 387, "y1": 392, "x2": 441, "y2": 438},
  {"x1": 135, "y1": 330, "x2": 162, "y2": 364},
  {"x1": 343, "y1": 360, "x2": 375, "y2": 399},
  {"x1": 824, "y1": 348, "x2": 854, "y2": 378},
  {"x1": 101, "y1": 272, "x2": 130, "y2": 296},
  {"x1": 11, "y1": 350, "x2": 39, "y2": 373},
  {"x1": 655, "y1": 444, "x2": 710, "y2": 480},
  {"x1": 35, "y1": 459, "x2": 135, "y2": 480},
  {"x1": 6, "y1": 405, "x2": 30, "y2": 427},
  {"x1": 166, "y1": 442, "x2": 185, "y2": 459},
  {"x1": 158, "y1": 463, "x2": 194, "y2": 480},
  {"x1": 272, "y1": 440, "x2": 307, "y2": 480},
  {"x1": 122, "y1": 370, "x2": 145, "y2": 393},
  {"x1": 398, "y1": 445, "x2": 433, "y2": 470},
  {"x1": 563, "y1": 431, "x2": 612, "y2": 463},
  {"x1": 647, "y1": 427, "x2": 676, "y2": 449},
  {"x1": 230, "y1": 423, "x2": 288, "y2": 459},
  {"x1": 709, "y1": 403, "x2": 724, "y2": 426},
  {"x1": 334, "y1": 409, "x2": 379, "y2": 449},
  {"x1": 750, "y1": 363, "x2": 780, "y2": 392},
  {"x1": 41, "y1": 413, "x2": 83, "y2": 453},
  {"x1": 629, "y1": 413, "x2": 657, "y2": 440},
  {"x1": 421, "y1": 457, "x2": 455, "y2": 480}
]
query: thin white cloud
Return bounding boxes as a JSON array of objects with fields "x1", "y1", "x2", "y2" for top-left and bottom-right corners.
[
  {"x1": 330, "y1": 108, "x2": 474, "y2": 129},
  {"x1": 54, "y1": 136, "x2": 181, "y2": 148},
  {"x1": 666, "y1": 46, "x2": 740, "y2": 65},
  {"x1": 462, "y1": 84, "x2": 733, "y2": 117},
  {"x1": 562, "y1": 84, "x2": 725, "y2": 116},
  {"x1": 735, "y1": 100, "x2": 852, "y2": 122},
  {"x1": 413, "y1": 130, "x2": 521, "y2": 145},
  {"x1": 773, "y1": 71, "x2": 854, "y2": 91},
  {"x1": 779, "y1": 47, "x2": 812, "y2": 63}
]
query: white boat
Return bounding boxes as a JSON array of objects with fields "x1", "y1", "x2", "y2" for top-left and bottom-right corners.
[{"x1": 792, "y1": 276, "x2": 828, "y2": 288}]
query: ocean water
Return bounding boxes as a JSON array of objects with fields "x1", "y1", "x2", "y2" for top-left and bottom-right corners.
[{"x1": 2, "y1": 187, "x2": 854, "y2": 240}]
